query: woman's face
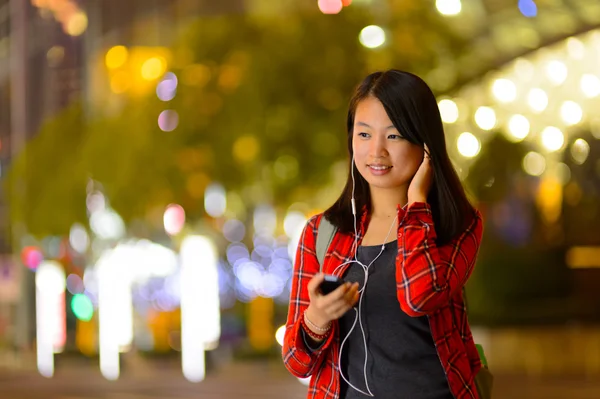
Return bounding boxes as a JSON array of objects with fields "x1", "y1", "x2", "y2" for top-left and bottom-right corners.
[{"x1": 352, "y1": 96, "x2": 424, "y2": 192}]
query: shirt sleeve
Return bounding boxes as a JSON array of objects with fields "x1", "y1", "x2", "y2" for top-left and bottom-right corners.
[
  {"x1": 282, "y1": 215, "x2": 337, "y2": 378},
  {"x1": 396, "y1": 202, "x2": 483, "y2": 317},
  {"x1": 301, "y1": 328, "x2": 327, "y2": 352}
]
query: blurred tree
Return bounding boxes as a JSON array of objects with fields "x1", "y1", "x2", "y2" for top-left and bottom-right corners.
[{"x1": 6, "y1": 6, "x2": 470, "y2": 238}]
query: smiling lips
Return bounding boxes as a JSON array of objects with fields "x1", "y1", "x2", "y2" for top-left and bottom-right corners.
[{"x1": 367, "y1": 163, "x2": 393, "y2": 175}]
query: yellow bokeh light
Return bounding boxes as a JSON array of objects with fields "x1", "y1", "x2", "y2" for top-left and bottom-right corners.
[
  {"x1": 507, "y1": 114, "x2": 530, "y2": 141},
  {"x1": 359, "y1": 25, "x2": 386, "y2": 49},
  {"x1": 275, "y1": 325, "x2": 286, "y2": 347},
  {"x1": 540, "y1": 126, "x2": 565, "y2": 152},
  {"x1": 536, "y1": 177, "x2": 562, "y2": 224},
  {"x1": 110, "y1": 71, "x2": 131, "y2": 94},
  {"x1": 457, "y1": 132, "x2": 480, "y2": 158},
  {"x1": 474, "y1": 106, "x2": 496, "y2": 131},
  {"x1": 527, "y1": 88, "x2": 548, "y2": 113},
  {"x1": 546, "y1": 60, "x2": 568, "y2": 86},
  {"x1": 141, "y1": 57, "x2": 166, "y2": 81},
  {"x1": 560, "y1": 101, "x2": 583, "y2": 126},
  {"x1": 65, "y1": 11, "x2": 88, "y2": 36},
  {"x1": 523, "y1": 152, "x2": 546, "y2": 176},
  {"x1": 580, "y1": 74, "x2": 600, "y2": 98},
  {"x1": 105, "y1": 46, "x2": 128, "y2": 70},
  {"x1": 570, "y1": 138, "x2": 590, "y2": 165},
  {"x1": 438, "y1": 99, "x2": 459, "y2": 124},
  {"x1": 436, "y1": 0, "x2": 461, "y2": 16},
  {"x1": 233, "y1": 136, "x2": 260, "y2": 163},
  {"x1": 491, "y1": 78, "x2": 517, "y2": 103}
]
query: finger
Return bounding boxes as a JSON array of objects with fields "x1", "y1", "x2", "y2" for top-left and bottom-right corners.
[
  {"x1": 423, "y1": 144, "x2": 431, "y2": 160},
  {"x1": 307, "y1": 273, "x2": 325, "y2": 296},
  {"x1": 327, "y1": 288, "x2": 359, "y2": 316},
  {"x1": 327, "y1": 301, "x2": 353, "y2": 319},
  {"x1": 352, "y1": 291, "x2": 360, "y2": 306},
  {"x1": 321, "y1": 282, "x2": 351, "y2": 305},
  {"x1": 343, "y1": 283, "x2": 359, "y2": 302}
]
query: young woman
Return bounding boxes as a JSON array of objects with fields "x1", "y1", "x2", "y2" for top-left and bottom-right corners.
[{"x1": 282, "y1": 70, "x2": 484, "y2": 399}]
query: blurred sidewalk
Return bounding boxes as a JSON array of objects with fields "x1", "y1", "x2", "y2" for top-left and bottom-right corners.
[
  {"x1": 472, "y1": 325, "x2": 600, "y2": 376},
  {"x1": 1, "y1": 357, "x2": 600, "y2": 399}
]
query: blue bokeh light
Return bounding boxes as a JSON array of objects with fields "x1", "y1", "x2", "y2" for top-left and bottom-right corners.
[{"x1": 518, "y1": 0, "x2": 537, "y2": 18}]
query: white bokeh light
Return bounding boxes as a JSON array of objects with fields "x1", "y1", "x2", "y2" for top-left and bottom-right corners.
[
  {"x1": 474, "y1": 107, "x2": 496, "y2": 130},
  {"x1": 438, "y1": 99, "x2": 459, "y2": 123},
  {"x1": 507, "y1": 114, "x2": 530, "y2": 141},
  {"x1": 527, "y1": 88, "x2": 548, "y2": 113},
  {"x1": 540, "y1": 127, "x2": 565, "y2": 152},
  {"x1": 436, "y1": 0, "x2": 461, "y2": 16},
  {"x1": 491, "y1": 79, "x2": 517, "y2": 103},
  {"x1": 204, "y1": 183, "x2": 226, "y2": 218},
  {"x1": 359, "y1": 25, "x2": 386, "y2": 49},
  {"x1": 457, "y1": 132, "x2": 481, "y2": 158}
]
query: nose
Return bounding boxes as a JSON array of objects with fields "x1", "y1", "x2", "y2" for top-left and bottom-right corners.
[{"x1": 370, "y1": 134, "x2": 388, "y2": 158}]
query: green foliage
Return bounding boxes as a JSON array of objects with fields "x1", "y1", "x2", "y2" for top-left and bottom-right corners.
[{"x1": 4, "y1": 7, "x2": 471, "y2": 237}]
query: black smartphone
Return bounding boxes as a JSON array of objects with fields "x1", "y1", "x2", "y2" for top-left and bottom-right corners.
[{"x1": 319, "y1": 275, "x2": 344, "y2": 295}]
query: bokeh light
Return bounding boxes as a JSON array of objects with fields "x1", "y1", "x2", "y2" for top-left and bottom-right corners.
[
  {"x1": 546, "y1": 60, "x2": 568, "y2": 85},
  {"x1": 223, "y1": 219, "x2": 246, "y2": 243},
  {"x1": 65, "y1": 11, "x2": 88, "y2": 36},
  {"x1": 527, "y1": 88, "x2": 548, "y2": 113},
  {"x1": 66, "y1": 274, "x2": 85, "y2": 295},
  {"x1": 540, "y1": 126, "x2": 565, "y2": 152},
  {"x1": 318, "y1": 0, "x2": 343, "y2": 14},
  {"x1": 457, "y1": 132, "x2": 481, "y2": 158},
  {"x1": 21, "y1": 246, "x2": 44, "y2": 270},
  {"x1": 436, "y1": 0, "x2": 461, "y2": 16},
  {"x1": 275, "y1": 325, "x2": 286, "y2": 346},
  {"x1": 523, "y1": 152, "x2": 546, "y2": 176},
  {"x1": 205, "y1": 183, "x2": 227, "y2": 218},
  {"x1": 359, "y1": 25, "x2": 386, "y2": 49},
  {"x1": 105, "y1": 46, "x2": 128, "y2": 70},
  {"x1": 491, "y1": 79, "x2": 517, "y2": 103},
  {"x1": 163, "y1": 204, "x2": 186, "y2": 236},
  {"x1": 141, "y1": 57, "x2": 166, "y2": 81},
  {"x1": 157, "y1": 72, "x2": 178, "y2": 101},
  {"x1": 518, "y1": 0, "x2": 537, "y2": 18},
  {"x1": 570, "y1": 138, "x2": 590, "y2": 165},
  {"x1": 580, "y1": 74, "x2": 600, "y2": 98},
  {"x1": 474, "y1": 107, "x2": 496, "y2": 131},
  {"x1": 560, "y1": 101, "x2": 583, "y2": 126},
  {"x1": 438, "y1": 99, "x2": 459, "y2": 123},
  {"x1": 71, "y1": 294, "x2": 94, "y2": 322},
  {"x1": 69, "y1": 223, "x2": 89, "y2": 254},
  {"x1": 507, "y1": 114, "x2": 530, "y2": 141},
  {"x1": 158, "y1": 110, "x2": 179, "y2": 132}
]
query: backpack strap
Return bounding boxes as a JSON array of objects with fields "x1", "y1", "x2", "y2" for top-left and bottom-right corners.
[{"x1": 316, "y1": 216, "x2": 337, "y2": 273}]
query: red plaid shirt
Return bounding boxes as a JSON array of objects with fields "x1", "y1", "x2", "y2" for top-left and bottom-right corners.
[{"x1": 282, "y1": 202, "x2": 483, "y2": 399}]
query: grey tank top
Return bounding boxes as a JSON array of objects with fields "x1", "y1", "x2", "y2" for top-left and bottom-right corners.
[{"x1": 338, "y1": 240, "x2": 453, "y2": 399}]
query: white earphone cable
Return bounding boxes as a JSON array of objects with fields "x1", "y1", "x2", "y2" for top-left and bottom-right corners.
[{"x1": 335, "y1": 155, "x2": 396, "y2": 397}]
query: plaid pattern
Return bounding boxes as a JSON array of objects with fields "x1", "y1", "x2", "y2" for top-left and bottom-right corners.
[{"x1": 282, "y1": 202, "x2": 484, "y2": 399}]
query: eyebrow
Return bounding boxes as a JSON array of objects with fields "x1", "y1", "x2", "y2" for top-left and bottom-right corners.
[{"x1": 355, "y1": 121, "x2": 396, "y2": 130}]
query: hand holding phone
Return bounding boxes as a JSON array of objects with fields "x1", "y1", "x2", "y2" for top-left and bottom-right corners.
[
  {"x1": 305, "y1": 274, "x2": 360, "y2": 329},
  {"x1": 318, "y1": 275, "x2": 344, "y2": 295}
]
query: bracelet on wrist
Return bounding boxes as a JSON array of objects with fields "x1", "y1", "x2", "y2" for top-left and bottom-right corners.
[
  {"x1": 300, "y1": 316, "x2": 331, "y2": 340},
  {"x1": 303, "y1": 310, "x2": 331, "y2": 332}
]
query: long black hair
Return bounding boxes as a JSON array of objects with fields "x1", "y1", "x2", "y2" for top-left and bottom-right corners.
[{"x1": 324, "y1": 70, "x2": 476, "y2": 246}]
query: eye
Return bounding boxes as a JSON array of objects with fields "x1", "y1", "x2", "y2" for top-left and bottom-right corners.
[
  {"x1": 357, "y1": 132, "x2": 370, "y2": 138},
  {"x1": 388, "y1": 134, "x2": 403, "y2": 140}
]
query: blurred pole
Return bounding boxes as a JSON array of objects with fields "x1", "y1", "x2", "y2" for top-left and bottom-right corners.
[
  {"x1": 82, "y1": 0, "x2": 100, "y2": 118},
  {"x1": 9, "y1": 0, "x2": 32, "y2": 352}
]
